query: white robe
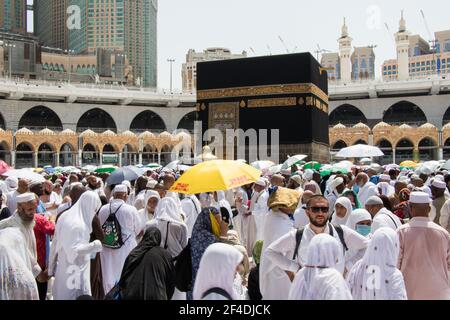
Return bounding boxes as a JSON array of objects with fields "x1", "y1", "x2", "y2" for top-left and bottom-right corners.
[
  {"x1": 347, "y1": 228, "x2": 407, "y2": 300},
  {"x1": 372, "y1": 208, "x2": 402, "y2": 233},
  {"x1": 6, "y1": 190, "x2": 21, "y2": 215},
  {"x1": 48, "y1": 191, "x2": 103, "y2": 300},
  {"x1": 265, "y1": 223, "x2": 369, "y2": 276},
  {"x1": 180, "y1": 195, "x2": 201, "y2": 238},
  {"x1": 249, "y1": 189, "x2": 269, "y2": 241},
  {"x1": 98, "y1": 199, "x2": 142, "y2": 294},
  {"x1": 288, "y1": 234, "x2": 352, "y2": 300},
  {"x1": 357, "y1": 182, "x2": 379, "y2": 207},
  {"x1": 234, "y1": 188, "x2": 257, "y2": 255},
  {"x1": 0, "y1": 228, "x2": 39, "y2": 300},
  {"x1": 0, "y1": 212, "x2": 41, "y2": 277},
  {"x1": 259, "y1": 210, "x2": 295, "y2": 300}
]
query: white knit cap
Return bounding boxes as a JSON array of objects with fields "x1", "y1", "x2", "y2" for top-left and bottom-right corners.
[
  {"x1": 16, "y1": 193, "x2": 36, "y2": 203},
  {"x1": 409, "y1": 192, "x2": 431, "y2": 204},
  {"x1": 113, "y1": 184, "x2": 128, "y2": 194}
]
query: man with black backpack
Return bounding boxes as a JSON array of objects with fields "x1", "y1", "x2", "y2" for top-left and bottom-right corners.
[
  {"x1": 98, "y1": 185, "x2": 143, "y2": 295},
  {"x1": 264, "y1": 195, "x2": 369, "y2": 298}
]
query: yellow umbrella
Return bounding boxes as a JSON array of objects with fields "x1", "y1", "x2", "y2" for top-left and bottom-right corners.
[
  {"x1": 169, "y1": 160, "x2": 262, "y2": 194},
  {"x1": 400, "y1": 161, "x2": 419, "y2": 168}
]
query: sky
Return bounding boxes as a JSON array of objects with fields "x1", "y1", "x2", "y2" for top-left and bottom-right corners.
[
  {"x1": 27, "y1": 0, "x2": 450, "y2": 90},
  {"x1": 157, "y1": 0, "x2": 450, "y2": 90}
]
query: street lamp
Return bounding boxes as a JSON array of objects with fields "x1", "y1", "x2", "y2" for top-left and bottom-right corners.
[
  {"x1": 64, "y1": 49, "x2": 75, "y2": 83},
  {"x1": 4, "y1": 42, "x2": 17, "y2": 79},
  {"x1": 167, "y1": 58, "x2": 175, "y2": 93}
]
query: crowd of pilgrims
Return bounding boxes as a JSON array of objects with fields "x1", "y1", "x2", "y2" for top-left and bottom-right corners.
[{"x1": 1, "y1": 163, "x2": 450, "y2": 301}]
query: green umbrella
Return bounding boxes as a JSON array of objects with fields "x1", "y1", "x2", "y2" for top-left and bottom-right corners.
[
  {"x1": 303, "y1": 161, "x2": 322, "y2": 171},
  {"x1": 320, "y1": 167, "x2": 349, "y2": 177},
  {"x1": 95, "y1": 165, "x2": 118, "y2": 174}
]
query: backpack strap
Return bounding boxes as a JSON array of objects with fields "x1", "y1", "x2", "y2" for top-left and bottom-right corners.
[
  {"x1": 292, "y1": 228, "x2": 304, "y2": 260},
  {"x1": 202, "y1": 287, "x2": 232, "y2": 300},
  {"x1": 330, "y1": 224, "x2": 348, "y2": 252},
  {"x1": 164, "y1": 221, "x2": 170, "y2": 249}
]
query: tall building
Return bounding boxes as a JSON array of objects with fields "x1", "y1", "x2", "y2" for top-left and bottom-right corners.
[
  {"x1": 382, "y1": 14, "x2": 450, "y2": 81},
  {"x1": 321, "y1": 20, "x2": 376, "y2": 82},
  {"x1": 351, "y1": 47, "x2": 375, "y2": 80},
  {"x1": 182, "y1": 48, "x2": 247, "y2": 92},
  {"x1": 34, "y1": 0, "x2": 69, "y2": 50},
  {"x1": 0, "y1": 0, "x2": 27, "y2": 35},
  {"x1": 395, "y1": 12, "x2": 410, "y2": 81},
  {"x1": 34, "y1": 0, "x2": 158, "y2": 87},
  {"x1": 338, "y1": 19, "x2": 352, "y2": 82},
  {"x1": 320, "y1": 52, "x2": 340, "y2": 80}
]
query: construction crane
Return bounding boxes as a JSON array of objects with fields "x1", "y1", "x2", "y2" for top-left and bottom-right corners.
[
  {"x1": 384, "y1": 22, "x2": 395, "y2": 43},
  {"x1": 278, "y1": 36, "x2": 290, "y2": 54},
  {"x1": 266, "y1": 45, "x2": 272, "y2": 56},
  {"x1": 314, "y1": 44, "x2": 331, "y2": 61},
  {"x1": 420, "y1": 10, "x2": 434, "y2": 41},
  {"x1": 420, "y1": 9, "x2": 438, "y2": 72},
  {"x1": 249, "y1": 47, "x2": 256, "y2": 55}
]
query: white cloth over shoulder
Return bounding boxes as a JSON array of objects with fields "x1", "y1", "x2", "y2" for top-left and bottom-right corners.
[
  {"x1": 0, "y1": 228, "x2": 39, "y2": 300},
  {"x1": 259, "y1": 210, "x2": 295, "y2": 300},
  {"x1": 347, "y1": 228, "x2": 407, "y2": 300},
  {"x1": 288, "y1": 234, "x2": 352, "y2": 300},
  {"x1": 180, "y1": 195, "x2": 201, "y2": 238},
  {"x1": 193, "y1": 243, "x2": 243, "y2": 300},
  {"x1": 358, "y1": 182, "x2": 379, "y2": 207},
  {"x1": 49, "y1": 191, "x2": 103, "y2": 300}
]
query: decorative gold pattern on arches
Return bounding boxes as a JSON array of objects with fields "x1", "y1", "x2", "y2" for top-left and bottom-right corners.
[
  {"x1": 298, "y1": 97, "x2": 305, "y2": 105},
  {"x1": 239, "y1": 100, "x2": 246, "y2": 108},
  {"x1": 15, "y1": 130, "x2": 78, "y2": 153},
  {"x1": 306, "y1": 96, "x2": 314, "y2": 106},
  {"x1": 330, "y1": 122, "x2": 439, "y2": 151},
  {"x1": 247, "y1": 97, "x2": 297, "y2": 108},
  {"x1": 0, "y1": 129, "x2": 14, "y2": 151},
  {"x1": 329, "y1": 125, "x2": 370, "y2": 149},
  {"x1": 197, "y1": 83, "x2": 329, "y2": 104}
]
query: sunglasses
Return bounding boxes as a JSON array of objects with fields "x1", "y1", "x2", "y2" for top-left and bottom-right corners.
[{"x1": 308, "y1": 206, "x2": 329, "y2": 213}]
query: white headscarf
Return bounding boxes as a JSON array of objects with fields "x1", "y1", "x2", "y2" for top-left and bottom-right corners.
[
  {"x1": 377, "y1": 182, "x2": 395, "y2": 197},
  {"x1": 55, "y1": 191, "x2": 102, "y2": 264},
  {"x1": 331, "y1": 197, "x2": 352, "y2": 226},
  {"x1": 193, "y1": 243, "x2": 243, "y2": 300},
  {"x1": 346, "y1": 209, "x2": 372, "y2": 231},
  {"x1": 4, "y1": 177, "x2": 18, "y2": 192},
  {"x1": 288, "y1": 234, "x2": 351, "y2": 300},
  {"x1": 215, "y1": 191, "x2": 233, "y2": 223},
  {"x1": 303, "y1": 169, "x2": 314, "y2": 182},
  {"x1": 0, "y1": 228, "x2": 39, "y2": 300},
  {"x1": 0, "y1": 181, "x2": 7, "y2": 209},
  {"x1": 143, "y1": 190, "x2": 160, "y2": 216},
  {"x1": 153, "y1": 197, "x2": 184, "y2": 224},
  {"x1": 347, "y1": 227, "x2": 405, "y2": 300}
]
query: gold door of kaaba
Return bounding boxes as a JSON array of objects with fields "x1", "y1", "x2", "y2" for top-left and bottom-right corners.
[{"x1": 208, "y1": 102, "x2": 240, "y2": 159}]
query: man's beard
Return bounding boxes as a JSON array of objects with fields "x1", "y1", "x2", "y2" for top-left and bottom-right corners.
[
  {"x1": 310, "y1": 217, "x2": 328, "y2": 228},
  {"x1": 44, "y1": 190, "x2": 51, "y2": 195},
  {"x1": 88, "y1": 183, "x2": 98, "y2": 190}
]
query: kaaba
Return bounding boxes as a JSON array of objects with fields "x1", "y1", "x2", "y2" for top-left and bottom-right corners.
[{"x1": 196, "y1": 52, "x2": 330, "y2": 163}]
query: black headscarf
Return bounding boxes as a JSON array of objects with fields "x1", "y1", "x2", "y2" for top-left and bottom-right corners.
[{"x1": 119, "y1": 227, "x2": 176, "y2": 300}]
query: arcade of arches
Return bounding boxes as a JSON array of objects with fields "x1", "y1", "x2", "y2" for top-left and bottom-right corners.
[
  {"x1": 0, "y1": 128, "x2": 193, "y2": 169},
  {"x1": 330, "y1": 122, "x2": 444, "y2": 165}
]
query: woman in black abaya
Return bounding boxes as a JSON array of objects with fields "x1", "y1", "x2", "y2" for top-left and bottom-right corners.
[{"x1": 119, "y1": 227, "x2": 175, "y2": 300}]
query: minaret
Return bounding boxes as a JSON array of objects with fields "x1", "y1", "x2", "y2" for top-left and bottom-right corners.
[
  {"x1": 338, "y1": 18, "x2": 353, "y2": 82},
  {"x1": 395, "y1": 11, "x2": 410, "y2": 81}
]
